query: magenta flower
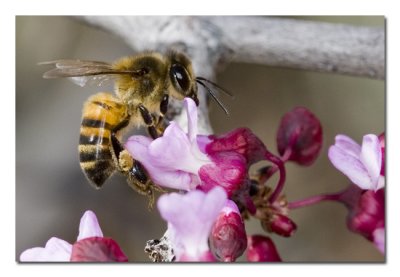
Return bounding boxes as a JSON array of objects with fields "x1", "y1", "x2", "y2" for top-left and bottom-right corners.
[
  {"x1": 328, "y1": 134, "x2": 384, "y2": 191},
  {"x1": 125, "y1": 98, "x2": 265, "y2": 196},
  {"x1": 157, "y1": 187, "x2": 227, "y2": 261},
  {"x1": 20, "y1": 210, "x2": 128, "y2": 262},
  {"x1": 209, "y1": 199, "x2": 247, "y2": 262}
]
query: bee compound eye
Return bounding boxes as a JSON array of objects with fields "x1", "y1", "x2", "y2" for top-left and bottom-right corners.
[{"x1": 170, "y1": 64, "x2": 190, "y2": 92}]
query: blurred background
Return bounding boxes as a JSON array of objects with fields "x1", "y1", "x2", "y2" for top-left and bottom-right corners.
[{"x1": 16, "y1": 16, "x2": 384, "y2": 262}]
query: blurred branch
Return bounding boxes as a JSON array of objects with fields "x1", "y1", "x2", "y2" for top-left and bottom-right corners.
[
  {"x1": 78, "y1": 16, "x2": 384, "y2": 79},
  {"x1": 77, "y1": 16, "x2": 385, "y2": 133}
]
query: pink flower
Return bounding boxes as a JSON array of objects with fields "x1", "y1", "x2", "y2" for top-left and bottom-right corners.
[
  {"x1": 328, "y1": 134, "x2": 384, "y2": 191},
  {"x1": 125, "y1": 98, "x2": 266, "y2": 196},
  {"x1": 209, "y1": 200, "x2": 247, "y2": 262},
  {"x1": 20, "y1": 210, "x2": 128, "y2": 262},
  {"x1": 157, "y1": 187, "x2": 227, "y2": 261}
]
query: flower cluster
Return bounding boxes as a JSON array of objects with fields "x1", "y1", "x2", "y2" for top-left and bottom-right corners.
[
  {"x1": 20, "y1": 97, "x2": 384, "y2": 262},
  {"x1": 125, "y1": 99, "x2": 326, "y2": 262},
  {"x1": 329, "y1": 133, "x2": 385, "y2": 253}
]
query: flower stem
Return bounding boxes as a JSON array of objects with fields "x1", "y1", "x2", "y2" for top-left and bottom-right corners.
[
  {"x1": 287, "y1": 192, "x2": 342, "y2": 209},
  {"x1": 264, "y1": 150, "x2": 286, "y2": 204}
]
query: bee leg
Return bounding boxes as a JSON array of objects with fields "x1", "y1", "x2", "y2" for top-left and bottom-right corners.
[
  {"x1": 139, "y1": 104, "x2": 160, "y2": 139},
  {"x1": 155, "y1": 94, "x2": 170, "y2": 134},
  {"x1": 110, "y1": 133, "x2": 158, "y2": 209}
]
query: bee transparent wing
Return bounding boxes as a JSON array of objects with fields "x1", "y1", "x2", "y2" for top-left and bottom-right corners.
[
  {"x1": 68, "y1": 75, "x2": 116, "y2": 87},
  {"x1": 39, "y1": 60, "x2": 126, "y2": 87}
]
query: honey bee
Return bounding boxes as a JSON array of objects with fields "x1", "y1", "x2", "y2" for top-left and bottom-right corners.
[{"x1": 41, "y1": 51, "x2": 231, "y2": 208}]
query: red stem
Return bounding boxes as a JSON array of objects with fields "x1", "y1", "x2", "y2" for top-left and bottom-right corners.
[
  {"x1": 264, "y1": 150, "x2": 286, "y2": 204},
  {"x1": 287, "y1": 192, "x2": 342, "y2": 209}
]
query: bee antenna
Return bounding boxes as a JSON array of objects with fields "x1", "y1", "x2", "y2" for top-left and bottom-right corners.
[
  {"x1": 196, "y1": 80, "x2": 230, "y2": 116},
  {"x1": 196, "y1": 77, "x2": 234, "y2": 99}
]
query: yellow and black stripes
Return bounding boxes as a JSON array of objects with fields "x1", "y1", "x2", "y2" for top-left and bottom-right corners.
[{"x1": 79, "y1": 92, "x2": 128, "y2": 188}]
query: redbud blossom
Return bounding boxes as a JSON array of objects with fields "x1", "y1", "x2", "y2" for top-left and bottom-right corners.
[
  {"x1": 210, "y1": 200, "x2": 247, "y2": 262},
  {"x1": 157, "y1": 187, "x2": 227, "y2": 261},
  {"x1": 276, "y1": 107, "x2": 322, "y2": 166},
  {"x1": 20, "y1": 210, "x2": 128, "y2": 262},
  {"x1": 247, "y1": 235, "x2": 282, "y2": 262},
  {"x1": 329, "y1": 134, "x2": 384, "y2": 191},
  {"x1": 125, "y1": 98, "x2": 265, "y2": 198}
]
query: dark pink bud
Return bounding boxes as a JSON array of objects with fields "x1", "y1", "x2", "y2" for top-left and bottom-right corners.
[
  {"x1": 210, "y1": 202, "x2": 247, "y2": 262},
  {"x1": 205, "y1": 127, "x2": 267, "y2": 165},
  {"x1": 268, "y1": 214, "x2": 297, "y2": 237},
  {"x1": 276, "y1": 107, "x2": 322, "y2": 166},
  {"x1": 199, "y1": 151, "x2": 247, "y2": 197},
  {"x1": 247, "y1": 235, "x2": 282, "y2": 262},
  {"x1": 379, "y1": 133, "x2": 385, "y2": 176},
  {"x1": 347, "y1": 188, "x2": 385, "y2": 241},
  {"x1": 70, "y1": 237, "x2": 128, "y2": 262}
]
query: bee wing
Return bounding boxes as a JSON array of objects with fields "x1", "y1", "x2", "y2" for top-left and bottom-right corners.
[
  {"x1": 68, "y1": 75, "x2": 116, "y2": 87},
  {"x1": 39, "y1": 59, "x2": 130, "y2": 87}
]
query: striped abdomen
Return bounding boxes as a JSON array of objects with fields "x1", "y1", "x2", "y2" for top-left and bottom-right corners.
[{"x1": 79, "y1": 92, "x2": 128, "y2": 188}]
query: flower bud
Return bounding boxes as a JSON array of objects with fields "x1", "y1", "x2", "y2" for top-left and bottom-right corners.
[
  {"x1": 210, "y1": 200, "x2": 247, "y2": 262},
  {"x1": 276, "y1": 107, "x2": 322, "y2": 166},
  {"x1": 263, "y1": 213, "x2": 297, "y2": 237},
  {"x1": 347, "y1": 188, "x2": 384, "y2": 241},
  {"x1": 247, "y1": 235, "x2": 281, "y2": 262},
  {"x1": 70, "y1": 237, "x2": 128, "y2": 262}
]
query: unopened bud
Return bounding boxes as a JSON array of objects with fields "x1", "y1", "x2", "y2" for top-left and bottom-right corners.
[
  {"x1": 247, "y1": 235, "x2": 281, "y2": 262},
  {"x1": 263, "y1": 213, "x2": 297, "y2": 237},
  {"x1": 210, "y1": 200, "x2": 247, "y2": 262},
  {"x1": 276, "y1": 107, "x2": 322, "y2": 166}
]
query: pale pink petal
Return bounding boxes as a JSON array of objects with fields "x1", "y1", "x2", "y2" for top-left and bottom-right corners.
[
  {"x1": 184, "y1": 98, "x2": 198, "y2": 142},
  {"x1": 360, "y1": 134, "x2": 382, "y2": 190},
  {"x1": 373, "y1": 228, "x2": 385, "y2": 254},
  {"x1": 77, "y1": 210, "x2": 103, "y2": 241},
  {"x1": 20, "y1": 237, "x2": 72, "y2": 262},
  {"x1": 197, "y1": 135, "x2": 212, "y2": 153},
  {"x1": 148, "y1": 122, "x2": 210, "y2": 173},
  {"x1": 158, "y1": 187, "x2": 227, "y2": 260},
  {"x1": 126, "y1": 133, "x2": 201, "y2": 191},
  {"x1": 334, "y1": 134, "x2": 361, "y2": 158},
  {"x1": 221, "y1": 199, "x2": 241, "y2": 215},
  {"x1": 328, "y1": 145, "x2": 373, "y2": 190}
]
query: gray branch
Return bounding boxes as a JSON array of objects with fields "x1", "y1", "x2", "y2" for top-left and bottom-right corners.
[{"x1": 77, "y1": 16, "x2": 384, "y2": 133}]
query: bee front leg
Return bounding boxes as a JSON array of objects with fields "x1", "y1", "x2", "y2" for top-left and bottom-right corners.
[
  {"x1": 139, "y1": 104, "x2": 159, "y2": 139},
  {"x1": 155, "y1": 94, "x2": 170, "y2": 135}
]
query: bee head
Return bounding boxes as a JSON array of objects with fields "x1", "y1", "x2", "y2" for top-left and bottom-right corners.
[{"x1": 168, "y1": 52, "x2": 199, "y2": 106}]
